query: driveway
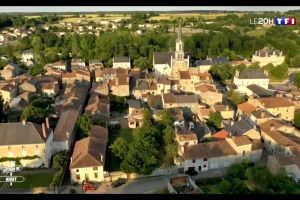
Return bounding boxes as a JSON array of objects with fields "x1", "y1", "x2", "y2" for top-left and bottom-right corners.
[{"x1": 88, "y1": 176, "x2": 169, "y2": 194}]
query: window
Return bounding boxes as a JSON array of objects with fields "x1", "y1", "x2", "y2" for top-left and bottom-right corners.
[
  {"x1": 204, "y1": 165, "x2": 206, "y2": 168},
  {"x1": 8, "y1": 146, "x2": 11, "y2": 150},
  {"x1": 192, "y1": 159, "x2": 195, "y2": 163},
  {"x1": 76, "y1": 174, "x2": 80, "y2": 180},
  {"x1": 94, "y1": 173, "x2": 98, "y2": 179},
  {"x1": 85, "y1": 174, "x2": 89, "y2": 180},
  {"x1": 22, "y1": 146, "x2": 25, "y2": 149},
  {"x1": 198, "y1": 166, "x2": 202, "y2": 171},
  {"x1": 93, "y1": 167, "x2": 98, "y2": 171},
  {"x1": 36, "y1": 145, "x2": 39, "y2": 149},
  {"x1": 203, "y1": 158, "x2": 208, "y2": 161},
  {"x1": 243, "y1": 150, "x2": 245, "y2": 155},
  {"x1": 76, "y1": 169, "x2": 79, "y2": 172}
]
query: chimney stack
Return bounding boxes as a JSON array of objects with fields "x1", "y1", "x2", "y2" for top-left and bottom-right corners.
[
  {"x1": 22, "y1": 119, "x2": 26, "y2": 125},
  {"x1": 45, "y1": 117, "x2": 50, "y2": 129},
  {"x1": 270, "y1": 123, "x2": 275, "y2": 131},
  {"x1": 42, "y1": 123, "x2": 47, "y2": 139}
]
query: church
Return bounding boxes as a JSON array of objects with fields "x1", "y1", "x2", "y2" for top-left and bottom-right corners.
[{"x1": 153, "y1": 21, "x2": 190, "y2": 79}]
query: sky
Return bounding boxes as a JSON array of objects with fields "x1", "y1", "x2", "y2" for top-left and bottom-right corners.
[{"x1": 0, "y1": 6, "x2": 299, "y2": 13}]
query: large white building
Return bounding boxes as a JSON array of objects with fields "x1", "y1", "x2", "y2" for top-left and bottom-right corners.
[
  {"x1": 252, "y1": 47, "x2": 285, "y2": 67},
  {"x1": 233, "y1": 69, "x2": 269, "y2": 95}
]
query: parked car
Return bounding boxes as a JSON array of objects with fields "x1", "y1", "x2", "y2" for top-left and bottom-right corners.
[
  {"x1": 111, "y1": 178, "x2": 127, "y2": 188},
  {"x1": 82, "y1": 181, "x2": 97, "y2": 192}
]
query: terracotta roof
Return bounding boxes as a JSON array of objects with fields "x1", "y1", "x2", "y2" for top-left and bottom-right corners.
[
  {"x1": 251, "y1": 139, "x2": 263, "y2": 151},
  {"x1": 117, "y1": 75, "x2": 129, "y2": 85},
  {"x1": 269, "y1": 155, "x2": 300, "y2": 168},
  {"x1": 41, "y1": 82, "x2": 56, "y2": 90},
  {"x1": 194, "y1": 84, "x2": 216, "y2": 93},
  {"x1": 258, "y1": 97, "x2": 295, "y2": 108},
  {"x1": 213, "y1": 104, "x2": 232, "y2": 112},
  {"x1": 212, "y1": 130, "x2": 230, "y2": 139},
  {"x1": 183, "y1": 140, "x2": 237, "y2": 160},
  {"x1": 198, "y1": 108, "x2": 213, "y2": 118},
  {"x1": 76, "y1": 69, "x2": 91, "y2": 77},
  {"x1": 179, "y1": 71, "x2": 191, "y2": 79},
  {"x1": 175, "y1": 94, "x2": 198, "y2": 104},
  {"x1": 264, "y1": 130, "x2": 298, "y2": 147},
  {"x1": 1, "y1": 83, "x2": 16, "y2": 92},
  {"x1": 232, "y1": 135, "x2": 252, "y2": 146},
  {"x1": 157, "y1": 76, "x2": 171, "y2": 85},
  {"x1": 149, "y1": 81, "x2": 157, "y2": 90},
  {"x1": 259, "y1": 119, "x2": 293, "y2": 133},
  {"x1": 62, "y1": 72, "x2": 77, "y2": 79},
  {"x1": 70, "y1": 125, "x2": 108, "y2": 169},
  {"x1": 238, "y1": 102, "x2": 257, "y2": 116},
  {"x1": 163, "y1": 93, "x2": 176, "y2": 104},
  {"x1": 176, "y1": 130, "x2": 198, "y2": 142},
  {"x1": 95, "y1": 69, "x2": 103, "y2": 78}
]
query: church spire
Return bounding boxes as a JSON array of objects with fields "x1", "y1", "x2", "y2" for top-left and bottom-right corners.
[{"x1": 177, "y1": 19, "x2": 182, "y2": 40}]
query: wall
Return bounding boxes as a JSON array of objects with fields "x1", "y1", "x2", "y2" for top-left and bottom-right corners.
[
  {"x1": 113, "y1": 62, "x2": 131, "y2": 69},
  {"x1": 252, "y1": 55, "x2": 285, "y2": 67},
  {"x1": 154, "y1": 64, "x2": 171, "y2": 77},
  {"x1": 265, "y1": 106, "x2": 295, "y2": 121},
  {"x1": 70, "y1": 166, "x2": 104, "y2": 183}
]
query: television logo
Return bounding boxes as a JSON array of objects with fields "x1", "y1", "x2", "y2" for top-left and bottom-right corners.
[
  {"x1": 249, "y1": 17, "x2": 297, "y2": 26},
  {"x1": 275, "y1": 17, "x2": 296, "y2": 25}
]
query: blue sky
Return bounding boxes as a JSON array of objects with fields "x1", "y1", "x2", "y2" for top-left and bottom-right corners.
[{"x1": 0, "y1": 6, "x2": 299, "y2": 13}]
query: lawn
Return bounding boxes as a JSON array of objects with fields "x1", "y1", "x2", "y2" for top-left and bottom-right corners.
[{"x1": 0, "y1": 171, "x2": 55, "y2": 189}]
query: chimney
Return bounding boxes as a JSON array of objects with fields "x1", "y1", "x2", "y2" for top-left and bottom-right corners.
[
  {"x1": 270, "y1": 123, "x2": 275, "y2": 131},
  {"x1": 22, "y1": 119, "x2": 26, "y2": 125},
  {"x1": 235, "y1": 70, "x2": 239, "y2": 78},
  {"x1": 45, "y1": 117, "x2": 50, "y2": 129},
  {"x1": 261, "y1": 111, "x2": 265, "y2": 118},
  {"x1": 100, "y1": 153, "x2": 103, "y2": 162},
  {"x1": 42, "y1": 123, "x2": 47, "y2": 139}
]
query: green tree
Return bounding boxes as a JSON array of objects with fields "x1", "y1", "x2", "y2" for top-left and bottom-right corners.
[
  {"x1": 52, "y1": 151, "x2": 68, "y2": 170},
  {"x1": 157, "y1": 110, "x2": 173, "y2": 127},
  {"x1": 294, "y1": 111, "x2": 300, "y2": 128},
  {"x1": 293, "y1": 73, "x2": 300, "y2": 89},
  {"x1": 133, "y1": 57, "x2": 149, "y2": 69},
  {"x1": 218, "y1": 180, "x2": 232, "y2": 193},
  {"x1": 110, "y1": 138, "x2": 128, "y2": 159},
  {"x1": 245, "y1": 166, "x2": 272, "y2": 192},
  {"x1": 29, "y1": 63, "x2": 44, "y2": 76},
  {"x1": 21, "y1": 106, "x2": 47, "y2": 124},
  {"x1": 228, "y1": 90, "x2": 247, "y2": 106},
  {"x1": 77, "y1": 114, "x2": 92, "y2": 138},
  {"x1": 163, "y1": 126, "x2": 178, "y2": 161},
  {"x1": 207, "y1": 112, "x2": 222, "y2": 129},
  {"x1": 0, "y1": 60, "x2": 8, "y2": 70}
]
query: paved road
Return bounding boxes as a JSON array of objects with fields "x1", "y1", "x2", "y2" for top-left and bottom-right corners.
[{"x1": 88, "y1": 176, "x2": 169, "y2": 194}]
